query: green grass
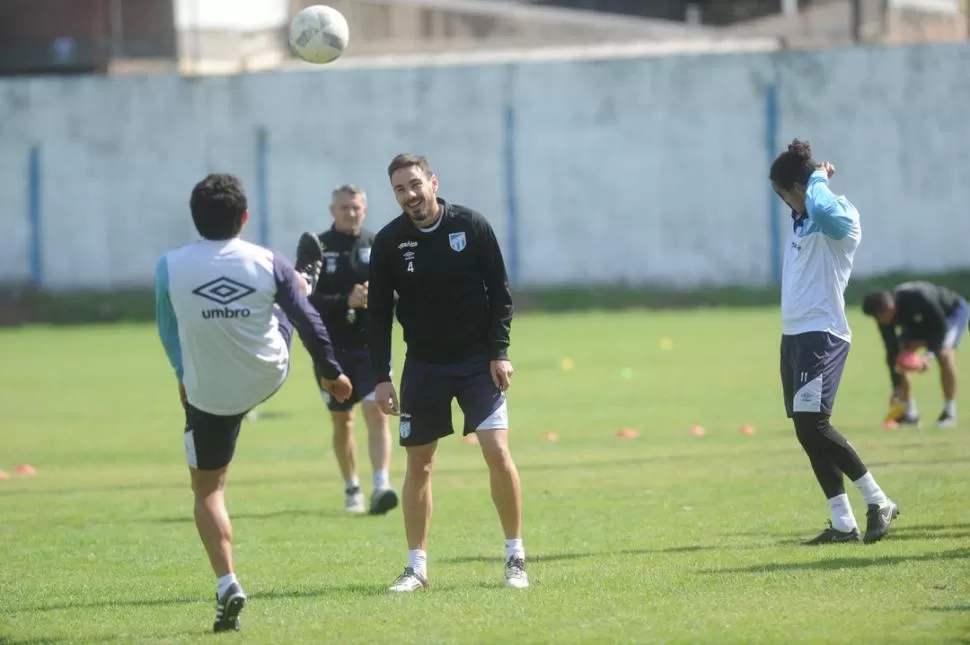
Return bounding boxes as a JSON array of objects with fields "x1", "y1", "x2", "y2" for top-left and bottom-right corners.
[
  {"x1": 1, "y1": 309, "x2": 969, "y2": 644},
  {"x1": 6, "y1": 268, "x2": 970, "y2": 323}
]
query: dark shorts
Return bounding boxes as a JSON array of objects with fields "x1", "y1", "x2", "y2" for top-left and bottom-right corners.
[
  {"x1": 780, "y1": 332, "x2": 850, "y2": 418},
  {"x1": 942, "y1": 298, "x2": 970, "y2": 350},
  {"x1": 398, "y1": 356, "x2": 507, "y2": 447},
  {"x1": 313, "y1": 347, "x2": 381, "y2": 412},
  {"x1": 184, "y1": 403, "x2": 246, "y2": 471}
]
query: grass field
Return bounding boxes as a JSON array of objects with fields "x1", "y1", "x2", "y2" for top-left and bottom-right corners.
[{"x1": 1, "y1": 308, "x2": 968, "y2": 644}]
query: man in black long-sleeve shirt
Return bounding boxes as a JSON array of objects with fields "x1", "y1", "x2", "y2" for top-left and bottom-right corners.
[
  {"x1": 862, "y1": 281, "x2": 970, "y2": 428},
  {"x1": 295, "y1": 185, "x2": 398, "y2": 517},
  {"x1": 367, "y1": 154, "x2": 526, "y2": 593}
]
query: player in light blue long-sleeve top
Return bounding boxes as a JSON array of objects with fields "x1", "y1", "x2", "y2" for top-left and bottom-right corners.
[{"x1": 770, "y1": 139, "x2": 899, "y2": 546}]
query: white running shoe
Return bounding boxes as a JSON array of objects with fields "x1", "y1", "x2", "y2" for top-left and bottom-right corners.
[
  {"x1": 388, "y1": 567, "x2": 428, "y2": 592},
  {"x1": 504, "y1": 556, "x2": 529, "y2": 589},
  {"x1": 344, "y1": 487, "x2": 365, "y2": 514}
]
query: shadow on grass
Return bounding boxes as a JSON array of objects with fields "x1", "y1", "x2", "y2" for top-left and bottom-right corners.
[
  {"x1": 441, "y1": 545, "x2": 711, "y2": 565},
  {"x1": 10, "y1": 582, "x2": 407, "y2": 615},
  {"x1": 731, "y1": 522, "x2": 970, "y2": 541},
  {"x1": 867, "y1": 457, "x2": 970, "y2": 469},
  {"x1": 927, "y1": 605, "x2": 970, "y2": 613},
  {"x1": 0, "y1": 451, "x2": 794, "y2": 500},
  {"x1": 1, "y1": 629, "x2": 214, "y2": 644},
  {"x1": 700, "y1": 547, "x2": 970, "y2": 575},
  {"x1": 143, "y1": 508, "x2": 344, "y2": 524}
]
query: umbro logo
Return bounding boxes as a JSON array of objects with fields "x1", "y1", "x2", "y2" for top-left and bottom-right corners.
[{"x1": 192, "y1": 277, "x2": 255, "y2": 305}]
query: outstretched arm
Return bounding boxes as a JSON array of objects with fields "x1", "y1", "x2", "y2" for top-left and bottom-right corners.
[{"x1": 272, "y1": 254, "x2": 343, "y2": 380}]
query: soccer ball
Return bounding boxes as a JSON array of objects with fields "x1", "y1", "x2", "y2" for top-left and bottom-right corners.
[{"x1": 289, "y1": 5, "x2": 349, "y2": 64}]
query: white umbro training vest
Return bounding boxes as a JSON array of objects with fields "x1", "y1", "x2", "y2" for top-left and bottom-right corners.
[{"x1": 781, "y1": 170, "x2": 861, "y2": 342}]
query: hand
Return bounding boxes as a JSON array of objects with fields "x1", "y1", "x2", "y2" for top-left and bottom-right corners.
[
  {"x1": 178, "y1": 383, "x2": 187, "y2": 408},
  {"x1": 490, "y1": 359, "x2": 514, "y2": 392},
  {"x1": 818, "y1": 161, "x2": 836, "y2": 178},
  {"x1": 320, "y1": 374, "x2": 353, "y2": 403},
  {"x1": 375, "y1": 381, "x2": 399, "y2": 416},
  {"x1": 348, "y1": 283, "x2": 368, "y2": 309}
]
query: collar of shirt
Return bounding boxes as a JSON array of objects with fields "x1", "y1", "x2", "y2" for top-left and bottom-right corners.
[
  {"x1": 405, "y1": 197, "x2": 449, "y2": 234},
  {"x1": 328, "y1": 226, "x2": 360, "y2": 245},
  {"x1": 791, "y1": 209, "x2": 807, "y2": 232}
]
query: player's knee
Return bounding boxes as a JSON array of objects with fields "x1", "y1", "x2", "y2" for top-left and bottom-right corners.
[
  {"x1": 190, "y1": 466, "x2": 228, "y2": 497},
  {"x1": 792, "y1": 412, "x2": 828, "y2": 444},
  {"x1": 361, "y1": 402, "x2": 388, "y2": 432},
  {"x1": 405, "y1": 443, "x2": 437, "y2": 478},
  {"x1": 330, "y1": 411, "x2": 354, "y2": 437},
  {"x1": 478, "y1": 434, "x2": 514, "y2": 473}
]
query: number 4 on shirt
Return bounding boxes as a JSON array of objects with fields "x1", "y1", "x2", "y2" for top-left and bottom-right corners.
[{"x1": 407, "y1": 261, "x2": 414, "y2": 273}]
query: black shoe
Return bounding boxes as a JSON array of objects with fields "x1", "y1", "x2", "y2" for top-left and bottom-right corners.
[
  {"x1": 864, "y1": 500, "x2": 900, "y2": 544},
  {"x1": 213, "y1": 582, "x2": 247, "y2": 633},
  {"x1": 295, "y1": 232, "x2": 324, "y2": 292},
  {"x1": 369, "y1": 487, "x2": 399, "y2": 515},
  {"x1": 803, "y1": 523, "x2": 861, "y2": 545}
]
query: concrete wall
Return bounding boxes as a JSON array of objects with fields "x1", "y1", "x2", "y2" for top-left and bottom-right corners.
[{"x1": 1, "y1": 42, "x2": 969, "y2": 290}]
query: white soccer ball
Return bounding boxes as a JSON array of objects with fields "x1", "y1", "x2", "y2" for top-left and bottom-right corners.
[{"x1": 289, "y1": 5, "x2": 349, "y2": 64}]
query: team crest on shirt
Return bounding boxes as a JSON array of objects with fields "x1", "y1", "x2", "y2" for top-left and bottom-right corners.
[
  {"x1": 399, "y1": 414, "x2": 411, "y2": 439},
  {"x1": 323, "y1": 251, "x2": 340, "y2": 274},
  {"x1": 449, "y1": 232, "x2": 467, "y2": 252},
  {"x1": 358, "y1": 247, "x2": 371, "y2": 264}
]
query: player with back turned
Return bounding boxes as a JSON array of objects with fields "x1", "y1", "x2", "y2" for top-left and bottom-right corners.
[
  {"x1": 155, "y1": 173, "x2": 351, "y2": 632},
  {"x1": 367, "y1": 154, "x2": 528, "y2": 592},
  {"x1": 770, "y1": 140, "x2": 900, "y2": 545}
]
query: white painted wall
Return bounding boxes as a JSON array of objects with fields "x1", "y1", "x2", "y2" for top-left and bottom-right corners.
[
  {"x1": 174, "y1": 0, "x2": 288, "y2": 30},
  {"x1": 0, "y1": 42, "x2": 968, "y2": 290}
]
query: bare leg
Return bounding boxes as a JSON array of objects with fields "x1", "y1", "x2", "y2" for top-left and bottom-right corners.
[
  {"x1": 476, "y1": 429, "x2": 522, "y2": 540},
  {"x1": 330, "y1": 409, "x2": 357, "y2": 485},
  {"x1": 362, "y1": 400, "x2": 391, "y2": 480},
  {"x1": 190, "y1": 466, "x2": 232, "y2": 578},
  {"x1": 403, "y1": 443, "x2": 436, "y2": 550},
  {"x1": 939, "y1": 349, "x2": 958, "y2": 401}
]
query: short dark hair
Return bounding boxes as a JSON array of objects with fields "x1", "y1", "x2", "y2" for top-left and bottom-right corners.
[
  {"x1": 769, "y1": 139, "x2": 816, "y2": 189},
  {"x1": 387, "y1": 153, "x2": 432, "y2": 180},
  {"x1": 189, "y1": 173, "x2": 248, "y2": 240},
  {"x1": 862, "y1": 290, "x2": 893, "y2": 317}
]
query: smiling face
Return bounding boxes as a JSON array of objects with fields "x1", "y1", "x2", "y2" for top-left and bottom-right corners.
[{"x1": 391, "y1": 164, "x2": 439, "y2": 226}]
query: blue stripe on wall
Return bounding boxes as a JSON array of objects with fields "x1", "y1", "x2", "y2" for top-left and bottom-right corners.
[
  {"x1": 503, "y1": 67, "x2": 520, "y2": 287},
  {"x1": 764, "y1": 84, "x2": 782, "y2": 285},
  {"x1": 256, "y1": 127, "x2": 270, "y2": 248},
  {"x1": 28, "y1": 145, "x2": 42, "y2": 288}
]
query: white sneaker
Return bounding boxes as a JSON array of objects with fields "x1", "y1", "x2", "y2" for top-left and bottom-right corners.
[
  {"x1": 937, "y1": 412, "x2": 957, "y2": 429},
  {"x1": 388, "y1": 567, "x2": 428, "y2": 592},
  {"x1": 344, "y1": 488, "x2": 365, "y2": 514},
  {"x1": 369, "y1": 486, "x2": 399, "y2": 515},
  {"x1": 504, "y1": 556, "x2": 529, "y2": 589}
]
